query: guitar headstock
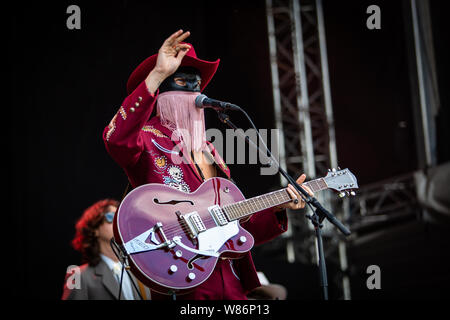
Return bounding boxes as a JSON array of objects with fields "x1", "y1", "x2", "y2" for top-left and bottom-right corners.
[{"x1": 324, "y1": 168, "x2": 359, "y2": 198}]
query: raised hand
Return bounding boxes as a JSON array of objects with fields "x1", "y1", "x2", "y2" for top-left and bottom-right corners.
[
  {"x1": 154, "y1": 29, "x2": 191, "y2": 77},
  {"x1": 145, "y1": 29, "x2": 191, "y2": 94}
]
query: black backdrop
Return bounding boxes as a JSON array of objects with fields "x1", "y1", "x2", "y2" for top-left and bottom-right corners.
[{"x1": 8, "y1": 0, "x2": 449, "y2": 300}]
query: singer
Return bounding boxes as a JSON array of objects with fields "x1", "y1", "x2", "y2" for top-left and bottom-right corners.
[{"x1": 103, "y1": 30, "x2": 313, "y2": 300}]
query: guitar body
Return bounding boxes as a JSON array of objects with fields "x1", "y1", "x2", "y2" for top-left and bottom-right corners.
[
  {"x1": 113, "y1": 177, "x2": 254, "y2": 295},
  {"x1": 113, "y1": 168, "x2": 358, "y2": 295}
]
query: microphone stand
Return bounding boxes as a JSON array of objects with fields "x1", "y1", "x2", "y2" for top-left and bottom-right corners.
[{"x1": 215, "y1": 110, "x2": 351, "y2": 300}]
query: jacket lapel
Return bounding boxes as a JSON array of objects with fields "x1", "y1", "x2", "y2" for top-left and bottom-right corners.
[{"x1": 94, "y1": 260, "x2": 122, "y2": 300}]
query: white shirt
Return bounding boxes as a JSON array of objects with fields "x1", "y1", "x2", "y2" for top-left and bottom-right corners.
[{"x1": 100, "y1": 254, "x2": 134, "y2": 300}]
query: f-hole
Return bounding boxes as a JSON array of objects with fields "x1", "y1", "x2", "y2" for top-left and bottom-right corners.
[
  {"x1": 153, "y1": 198, "x2": 194, "y2": 206},
  {"x1": 187, "y1": 254, "x2": 208, "y2": 270}
]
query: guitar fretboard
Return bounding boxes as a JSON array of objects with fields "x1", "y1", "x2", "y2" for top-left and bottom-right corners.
[{"x1": 222, "y1": 178, "x2": 328, "y2": 221}]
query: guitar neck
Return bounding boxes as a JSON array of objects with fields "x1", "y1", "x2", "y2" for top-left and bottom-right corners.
[{"x1": 222, "y1": 178, "x2": 328, "y2": 221}]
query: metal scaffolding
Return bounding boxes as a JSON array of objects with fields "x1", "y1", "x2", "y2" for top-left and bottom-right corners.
[
  {"x1": 264, "y1": 0, "x2": 440, "y2": 300},
  {"x1": 265, "y1": 0, "x2": 350, "y2": 299},
  {"x1": 346, "y1": 173, "x2": 420, "y2": 235}
]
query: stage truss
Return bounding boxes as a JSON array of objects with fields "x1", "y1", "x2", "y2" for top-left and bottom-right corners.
[
  {"x1": 265, "y1": 0, "x2": 350, "y2": 300},
  {"x1": 263, "y1": 0, "x2": 438, "y2": 300}
]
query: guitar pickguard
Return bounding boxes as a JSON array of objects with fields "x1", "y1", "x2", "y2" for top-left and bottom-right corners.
[
  {"x1": 171, "y1": 221, "x2": 239, "y2": 258},
  {"x1": 197, "y1": 221, "x2": 239, "y2": 253}
]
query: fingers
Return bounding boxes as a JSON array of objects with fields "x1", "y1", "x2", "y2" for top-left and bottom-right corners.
[
  {"x1": 296, "y1": 173, "x2": 306, "y2": 184},
  {"x1": 303, "y1": 185, "x2": 314, "y2": 197},
  {"x1": 286, "y1": 185, "x2": 305, "y2": 209},
  {"x1": 177, "y1": 43, "x2": 191, "y2": 50},
  {"x1": 164, "y1": 29, "x2": 183, "y2": 45},
  {"x1": 294, "y1": 174, "x2": 314, "y2": 196},
  {"x1": 176, "y1": 31, "x2": 191, "y2": 44},
  {"x1": 175, "y1": 43, "x2": 191, "y2": 56},
  {"x1": 287, "y1": 184, "x2": 303, "y2": 200},
  {"x1": 176, "y1": 45, "x2": 191, "y2": 62},
  {"x1": 165, "y1": 29, "x2": 190, "y2": 47},
  {"x1": 286, "y1": 186, "x2": 296, "y2": 200},
  {"x1": 284, "y1": 174, "x2": 315, "y2": 210}
]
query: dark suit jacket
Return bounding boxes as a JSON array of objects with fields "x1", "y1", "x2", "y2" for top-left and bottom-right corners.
[{"x1": 61, "y1": 260, "x2": 149, "y2": 300}]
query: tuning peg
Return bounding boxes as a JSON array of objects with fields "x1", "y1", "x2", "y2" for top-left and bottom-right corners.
[
  {"x1": 339, "y1": 192, "x2": 346, "y2": 198},
  {"x1": 332, "y1": 168, "x2": 336, "y2": 172},
  {"x1": 328, "y1": 168, "x2": 332, "y2": 172},
  {"x1": 350, "y1": 191, "x2": 356, "y2": 196},
  {"x1": 337, "y1": 166, "x2": 341, "y2": 170}
]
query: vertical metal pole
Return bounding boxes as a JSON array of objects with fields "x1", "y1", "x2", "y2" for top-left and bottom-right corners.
[
  {"x1": 266, "y1": 0, "x2": 289, "y2": 186},
  {"x1": 410, "y1": 0, "x2": 435, "y2": 167},
  {"x1": 291, "y1": 0, "x2": 319, "y2": 269},
  {"x1": 291, "y1": 0, "x2": 316, "y2": 178},
  {"x1": 266, "y1": 0, "x2": 296, "y2": 263},
  {"x1": 316, "y1": 0, "x2": 351, "y2": 299},
  {"x1": 316, "y1": 0, "x2": 338, "y2": 170}
]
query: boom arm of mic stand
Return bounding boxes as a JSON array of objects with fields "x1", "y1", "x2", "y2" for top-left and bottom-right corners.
[{"x1": 216, "y1": 111, "x2": 351, "y2": 236}]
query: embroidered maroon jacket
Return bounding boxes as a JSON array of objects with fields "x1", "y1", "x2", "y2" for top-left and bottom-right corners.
[{"x1": 103, "y1": 80, "x2": 288, "y2": 298}]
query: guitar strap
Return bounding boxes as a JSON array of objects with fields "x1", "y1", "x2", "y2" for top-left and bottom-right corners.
[
  {"x1": 137, "y1": 278, "x2": 150, "y2": 300},
  {"x1": 201, "y1": 148, "x2": 236, "y2": 184},
  {"x1": 120, "y1": 181, "x2": 132, "y2": 202}
]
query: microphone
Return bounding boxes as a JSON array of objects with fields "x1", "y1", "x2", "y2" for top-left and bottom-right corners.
[{"x1": 195, "y1": 94, "x2": 240, "y2": 111}]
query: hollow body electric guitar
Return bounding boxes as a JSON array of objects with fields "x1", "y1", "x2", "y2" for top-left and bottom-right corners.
[{"x1": 113, "y1": 168, "x2": 358, "y2": 294}]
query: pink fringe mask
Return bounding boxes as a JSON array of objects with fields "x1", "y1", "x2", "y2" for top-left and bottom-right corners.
[{"x1": 156, "y1": 91, "x2": 207, "y2": 152}]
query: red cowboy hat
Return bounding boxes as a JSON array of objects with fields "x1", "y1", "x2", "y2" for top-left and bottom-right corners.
[{"x1": 126, "y1": 43, "x2": 220, "y2": 95}]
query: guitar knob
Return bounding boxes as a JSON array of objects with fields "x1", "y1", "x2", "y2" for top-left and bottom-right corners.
[
  {"x1": 169, "y1": 265, "x2": 178, "y2": 274},
  {"x1": 175, "y1": 250, "x2": 183, "y2": 258},
  {"x1": 187, "y1": 272, "x2": 196, "y2": 281},
  {"x1": 238, "y1": 236, "x2": 247, "y2": 245}
]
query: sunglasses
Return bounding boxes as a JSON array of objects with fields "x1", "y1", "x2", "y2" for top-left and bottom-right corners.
[{"x1": 103, "y1": 211, "x2": 115, "y2": 223}]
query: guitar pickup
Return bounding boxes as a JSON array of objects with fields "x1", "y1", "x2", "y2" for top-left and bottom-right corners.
[
  {"x1": 208, "y1": 205, "x2": 228, "y2": 226},
  {"x1": 179, "y1": 212, "x2": 206, "y2": 238},
  {"x1": 187, "y1": 212, "x2": 206, "y2": 234}
]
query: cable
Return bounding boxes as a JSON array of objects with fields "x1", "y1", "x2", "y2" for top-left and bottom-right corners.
[{"x1": 110, "y1": 237, "x2": 144, "y2": 300}]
